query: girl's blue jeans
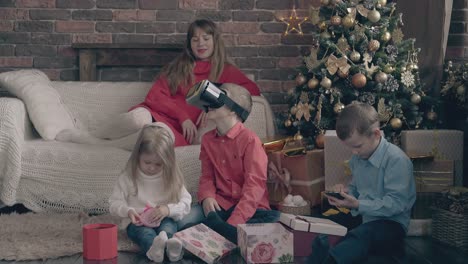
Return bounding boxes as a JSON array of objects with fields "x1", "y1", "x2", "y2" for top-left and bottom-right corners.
[{"x1": 126, "y1": 217, "x2": 177, "y2": 255}]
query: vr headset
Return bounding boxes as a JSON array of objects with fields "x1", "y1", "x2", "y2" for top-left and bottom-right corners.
[{"x1": 186, "y1": 80, "x2": 250, "y2": 122}]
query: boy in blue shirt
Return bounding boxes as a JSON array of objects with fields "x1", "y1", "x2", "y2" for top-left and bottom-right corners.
[{"x1": 315, "y1": 103, "x2": 416, "y2": 263}]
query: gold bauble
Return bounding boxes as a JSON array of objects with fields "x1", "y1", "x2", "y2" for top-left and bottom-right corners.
[
  {"x1": 342, "y1": 15, "x2": 355, "y2": 28},
  {"x1": 352, "y1": 73, "x2": 367, "y2": 88},
  {"x1": 368, "y1": 39, "x2": 380, "y2": 52},
  {"x1": 390, "y1": 117, "x2": 402, "y2": 130},
  {"x1": 308, "y1": 78, "x2": 319, "y2": 89},
  {"x1": 410, "y1": 93, "x2": 422, "y2": 104},
  {"x1": 368, "y1": 8, "x2": 381, "y2": 23},
  {"x1": 337, "y1": 69, "x2": 349, "y2": 78},
  {"x1": 320, "y1": 31, "x2": 331, "y2": 39},
  {"x1": 457, "y1": 85, "x2": 466, "y2": 95},
  {"x1": 290, "y1": 105, "x2": 298, "y2": 115},
  {"x1": 294, "y1": 132, "x2": 303, "y2": 141},
  {"x1": 381, "y1": 31, "x2": 391, "y2": 42},
  {"x1": 374, "y1": 72, "x2": 388, "y2": 83},
  {"x1": 411, "y1": 63, "x2": 419, "y2": 71},
  {"x1": 350, "y1": 51, "x2": 361, "y2": 62},
  {"x1": 426, "y1": 110, "x2": 438, "y2": 121},
  {"x1": 320, "y1": 76, "x2": 332, "y2": 89},
  {"x1": 320, "y1": 0, "x2": 330, "y2": 5},
  {"x1": 315, "y1": 133, "x2": 325, "y2": 149},
  {"x1": 330, "y1": 15, "x2": 342, "y2": 26},
  {"x1": 319, "y1": 21, "x2": 327, "y2": 31},
  {"x1": 284, "y1": 119, "x2": 292, "y2": 127},
  {"x1": 333, "y1": 102, "x2": 345, "y2": 114},
  {"x1": 295, "y1": 73, "x2": 307, "y2": 86},
  {"x1": 383, "y1": 64, "x2": 394, "y2": 73},
  {"x1": 378, "y1": 0, "x2": 387, "y2": 6}
]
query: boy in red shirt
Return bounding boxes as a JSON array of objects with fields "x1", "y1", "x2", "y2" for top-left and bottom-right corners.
[{"x1": 178, "y1": 83, "x2": 279, "y2": 243}]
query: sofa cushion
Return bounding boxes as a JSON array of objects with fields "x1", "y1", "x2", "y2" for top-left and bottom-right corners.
[{"x1": 0, "y1": 70, "x2": 76, "y2": 140}]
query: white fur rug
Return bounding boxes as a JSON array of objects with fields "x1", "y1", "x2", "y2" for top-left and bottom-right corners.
[{"x1": 0, "y1": 212, "x2": 137, "y2": 261}]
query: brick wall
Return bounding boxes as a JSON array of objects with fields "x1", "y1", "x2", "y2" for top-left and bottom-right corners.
[
  {"x1": 0, "y1": 0, "x2": 463, "y2": 112},
  {"x1": 447, "y1": 0, "x2": 468, "y2": 60}
]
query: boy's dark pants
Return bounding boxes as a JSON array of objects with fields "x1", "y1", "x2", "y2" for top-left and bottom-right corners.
[{"x1": 310, "y1": 219, "x2": 405, "y2": 264}]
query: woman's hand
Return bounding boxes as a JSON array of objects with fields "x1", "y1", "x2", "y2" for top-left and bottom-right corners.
[
  {"x1": 202, "y1": 197, "x2": 221, "y2": 216},
  {"x1": 128, "y1": 209, "x2": 142, "y2": 226},
  {"x1": 181, "y1": 119, "x2": 197, "y2": 144}
]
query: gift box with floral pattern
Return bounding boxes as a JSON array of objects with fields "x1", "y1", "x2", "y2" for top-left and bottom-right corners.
[
  {"x1": 174, "y1": 223, "x2": 237, "y2": 264},
  {"x1": 237, "y1": 223, "x2": 294, "y2": 263}
]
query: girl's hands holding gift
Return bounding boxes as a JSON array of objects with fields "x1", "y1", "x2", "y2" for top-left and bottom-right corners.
[
  {"x1": 128, "y1": 209, "x2": 142, "y2": 226},
  {"x1": 149, "y1": 205, "x2": 169, "y2": 223}
]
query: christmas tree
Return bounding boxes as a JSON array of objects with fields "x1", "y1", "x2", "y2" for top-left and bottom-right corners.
[{"x1": 283, "y1": 0, "x2": 440, "y2": 147}]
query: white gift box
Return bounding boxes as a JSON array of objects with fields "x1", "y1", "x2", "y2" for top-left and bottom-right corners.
[{"x1": 279, "y1": 213, "x2": 347, "y2": 236}]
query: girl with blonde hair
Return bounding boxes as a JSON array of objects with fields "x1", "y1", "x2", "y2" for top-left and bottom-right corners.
[{"x1": 109, "y1": 122, "x2": 191, "y2": 262}]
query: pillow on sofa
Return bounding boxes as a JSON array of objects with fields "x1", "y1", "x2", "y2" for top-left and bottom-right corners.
[{"x1": 0, "y1": 69, "x2": 76, "y2": 140}]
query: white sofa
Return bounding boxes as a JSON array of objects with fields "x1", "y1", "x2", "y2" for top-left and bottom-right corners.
[{"x1": 0, "y1": 80, "x2": 276, "y2": 214}]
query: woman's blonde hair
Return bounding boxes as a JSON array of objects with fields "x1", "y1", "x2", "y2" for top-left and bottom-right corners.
[
  {"x1": 125, "y1": 124, "x2": 185, "y2": 203},
  {"x1": 158, "y1": 19, "x2": 231, "y2": 95}
]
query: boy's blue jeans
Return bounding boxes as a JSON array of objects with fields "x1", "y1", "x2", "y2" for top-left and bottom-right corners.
[
  {"x1": 309, "y1": 219, "x2": 405, "y2": 264},
  {"x1": 177, "y1": 204, "x2": 280, "y2": 230},
  {"x1": 126, "y1": 217, "x2": 177, "y2": 255}
]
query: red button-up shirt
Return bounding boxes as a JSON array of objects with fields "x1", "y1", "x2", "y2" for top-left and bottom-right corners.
[{"x1": 197, "y1": 122, "x2": 270, "y2": 226}]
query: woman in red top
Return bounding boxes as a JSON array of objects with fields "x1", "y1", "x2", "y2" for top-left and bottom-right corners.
[{"x1": 57, "y1": 19, "x2": 260, "y2": 148}]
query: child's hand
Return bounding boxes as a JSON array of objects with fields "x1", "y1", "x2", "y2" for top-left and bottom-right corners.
[
  {"x1": 202, "y1": 197, "x2": 221, "y2": 216},
  {"x1": 128, "y1": 209, "x2": 142, "y2": 226},
  {"x1": 181, "y1": 119, "x2": 197, "y2": 144},
  {"x1": 150, "y1": 205, "x2": 169, "y2": 223},
  {"x1": 327, "y1": 192, "x2": 359, "y2": 209}
]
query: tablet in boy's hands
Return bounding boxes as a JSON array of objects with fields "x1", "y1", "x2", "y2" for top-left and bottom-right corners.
[{"x1": 325, "y1": 191, "x2": 345, "y2": 200}]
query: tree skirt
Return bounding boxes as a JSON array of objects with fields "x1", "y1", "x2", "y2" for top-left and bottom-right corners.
[{"x1": 0, "y1": 212, "x2": 137, "y2": 261}]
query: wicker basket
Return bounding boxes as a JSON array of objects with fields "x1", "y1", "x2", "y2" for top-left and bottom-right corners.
[
  {"x1": 431, "y1": 207, "x2": 468, "y2": 251},
  {"x1": 278, "y1": 201, "x2": 311, "y2": 216}
]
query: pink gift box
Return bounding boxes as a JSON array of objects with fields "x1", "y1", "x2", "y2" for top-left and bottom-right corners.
[
  {"x1": 82, "y1": 223, "x2": 118, "y2": 260},
  {"x1": 237, "y1": 223, "x2": 294, "y2": 263},
  {"x1": 174, "y1": 223, "x2": 237, "y2": 264}
]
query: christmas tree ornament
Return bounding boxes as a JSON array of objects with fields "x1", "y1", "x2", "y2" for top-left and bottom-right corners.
[
  {"x1": 390, "y1": 117, "x2": 402, "y2": 130},
  {"x1": 375, "y1": 72, "x2": 388, "y2": 83},
  {"x1": 330, "y1": 15, "x2": 342, "y2": 26},
  {"x1": 392, "y1": 28, "x2": 404, "y2": 43},
  {"x1": 315, "y1": 133, "x2": 325, "y2": 149},
  {"x1": 290, "y1": 105, "x2": 298, "y2": 115},
  {"x1": 377, "y1": 98, "x2": 391, "y2": 122},
  {"x1": 296, "y1": 102, "x2": 311, "y2": 121},
  {"x1": 295, "y1": 73, "x2": 307, "y2": 86},
  {"x1": 352, "y1": 73, "x2": 367, "y2": 88},
  {"x1": 410, "y1": 93, "x2": 421, "y2": 104},
  {"x1": 320, "y1": 76, "x2": 332, "y2": 89},
  {"x1": 300, "y1": 91, "x2": 309, "y2": 103},
  {"x1": 304, "y1": 46, "x2": 323, "y2": 71},
  {"x1": 333, "y1": 101, "x2": 345, "y2": 114},
  {"x1": 285, "y1": 119, "x2": 292, "y2": 127},
  {"x1": 401, "y1": 70, "x2": 415, "y2": 87},
  {"x1": 342, "y1": 14, "x2": 355, "y2": 28},
  {"x1": 426, "y1": 109, "x2": 438, "y2": 121},
  {"x1": 383, "y1": 64, "x2": 394, "y2": 73},
  {"x1": 368, "y1": 8, "x2": 381, "y2": 23},
  {"x1": 294, "y1": 132, "x2": 303, "y2": 141},
  {"x1": 309, "y1": 7, "x2": 321, "y2": 25},
  {"x1": 337, "y1": 36, "x2": 350, "y2": 52},
  {"x1": 357, "y1": 5, "x2": 370, "y2": 17},
  {"x1": 381, "y1": 31, "x2": 391, "y2": 42},
  {"x1": 320, "y1": 30, "x2": 331, "y2": 39},
  {"x1": 308, "y1": 77, "x2": 319, "y2": 89},
  {"x1": 368, "y1": 39, "x2": 380, "y2": 52},
  {"x1": 363, "y1": 53, "x2": 378, "y2": 75},
  {"x1": 338, "y1": 69, "x2": 349, "y2": 78},
  {"x1": 280, "y1": 7, "x2": 309, "y2": 35},
  {"x1": 319, "y1": 21, "x2": 327, "y2": 31},
  {"x1": 350, "y1": 50, "x2": 361, "y2": 62},
  {"x1": 320, "y1": 0, "x2": 330, "y2": 6},
  {"x1": 326, "y1": 54, "x2": 350, "y2": 75},
  {"x1": 378, "y1": 0, "x2": 387, "y2": 6}
]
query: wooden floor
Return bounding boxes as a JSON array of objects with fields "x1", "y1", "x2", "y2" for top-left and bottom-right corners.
[{"x1": 1, "y1": 205, "x2": 467, "y2": 264}]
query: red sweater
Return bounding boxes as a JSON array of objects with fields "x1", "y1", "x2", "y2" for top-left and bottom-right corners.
[{"x1": 131, "y1": 61, "x2": 260, "y2": 146}]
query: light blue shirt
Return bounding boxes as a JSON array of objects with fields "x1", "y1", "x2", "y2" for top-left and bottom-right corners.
[{"x1": 348, "y1": 136, "x2": 416, "y2": 232}]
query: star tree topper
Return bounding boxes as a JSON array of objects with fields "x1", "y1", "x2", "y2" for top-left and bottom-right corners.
[{"x1": 281, "y1": 7, "x2": 308, "y2": 35}]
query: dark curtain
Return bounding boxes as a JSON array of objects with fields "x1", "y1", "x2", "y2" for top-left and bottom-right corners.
[{"x1": 396, "y1": 0, "x2": 453, "y2": 94}]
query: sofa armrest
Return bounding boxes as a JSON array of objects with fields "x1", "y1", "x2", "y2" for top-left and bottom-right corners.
[
  {"x1": 175, "y1": 144, "x2": 202, "y2": 204},
  {"x1": 0, "y1": 98, "x2": 35, "y2": 141}
]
